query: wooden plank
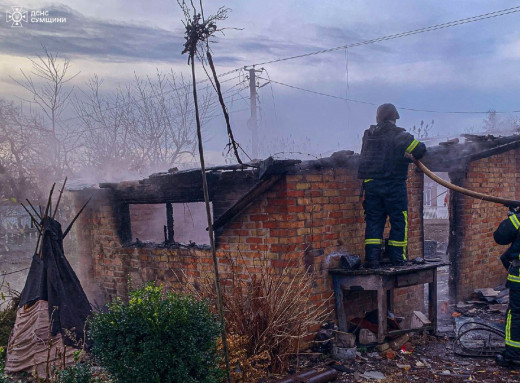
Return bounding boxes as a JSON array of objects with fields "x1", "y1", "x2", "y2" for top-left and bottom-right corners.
[
  {"x1": 388, "y1": 326, "x2": 435, "y2": 337},
  {"x1": 428, "y1": 269, "x2": 438, "y2": 334},
  {"x1": 213, "y1": 175, "x2": 284, "y2": 230},
  {"x1": 333, "y1": 277, "x2": 348, "y2": 332},
  {"x1": 396, "y1": 270, "x2": 434, "y2": 287},
  {"x1": 387, "y1": 289, "x2": 394, "y2": 314},
  {"x1": 338, "y1": 275, "x2": 383, "y2": 291},
  {"x1": 329, "y1": 262, "x2": 447, "y2": 276},
  {"x1": 377, "y1": 288, "x2": 387, "y2": 343},
  {"x1": 166, "y1": 202, "x2": 174, "y2": 243}
]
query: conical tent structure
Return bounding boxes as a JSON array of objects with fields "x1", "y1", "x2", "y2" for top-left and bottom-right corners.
[{"x1": 5, "y1": 183, "x2": 92, "y2": 378}]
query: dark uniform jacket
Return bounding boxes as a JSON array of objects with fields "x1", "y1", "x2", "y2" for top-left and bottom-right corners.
[
  {"x1": 357, "y1": 121, "x2": 426, "y2": 180},
  {"x1": 494, "y1": 213, "x2": 520, "y2": 286}
]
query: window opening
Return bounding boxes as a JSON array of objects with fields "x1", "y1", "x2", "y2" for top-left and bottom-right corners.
[{"x1": 128, "y1": 202, "x2": 211, "y2": 246}]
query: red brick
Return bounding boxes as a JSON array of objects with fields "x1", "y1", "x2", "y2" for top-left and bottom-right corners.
[
  {"x1": 246, "y1": 237, "x2": 263, "y2": 244},
  {"x1": 250, "y1": 214, "x2": 268, "y2": 221}
]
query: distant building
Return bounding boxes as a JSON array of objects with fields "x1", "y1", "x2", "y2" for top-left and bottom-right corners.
[{"x1": 423, "y1": 173, "x2": 449, "y2": 220}]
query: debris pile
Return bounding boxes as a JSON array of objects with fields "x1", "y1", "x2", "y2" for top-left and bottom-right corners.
[
  {"x1": 451, "y1": 286, "x2": 509, "y2": 319},
  {"x1": 292, "y1": 293, "x2": 517, "y2": 383},
  {"x1": 299, "y1": 331, "x2": 517, "y2": 382}
]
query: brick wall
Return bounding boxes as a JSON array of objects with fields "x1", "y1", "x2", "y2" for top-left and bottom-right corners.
[
  {"x1": 450, "y1": 149, "x2": 520, "y2": 300},
  {"x1": 71, "y1": 161, "x2": 425, "y2": 325}
]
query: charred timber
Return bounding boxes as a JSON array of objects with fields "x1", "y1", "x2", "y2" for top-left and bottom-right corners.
[
  {"x1": 422, "y1": 135, "x2": 520, "y2": 172},
  {"x1": 213, "y1": 175, "x2": 284, "y2": 231},
  {"x1": 100, "y1": 171, "x2": 259, "y2": 204},
  {"x1": 273, "y1": 368, "x2": 338, "y2": 383}
]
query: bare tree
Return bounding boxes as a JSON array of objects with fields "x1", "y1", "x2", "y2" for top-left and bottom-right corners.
[
  {"x1": 74, "y1": 75, "x2": 138, "y2": 175},
  {"x1": 75, "y1": 70, "x2": 213, "y2": 178},
  {"x1": 411, "y1": 120, "x2": 435, "y2": 139},
  {"x1": 13, "y1": 46, "x2": 80, "y2": 178},
  {"x1": 0, "y1": 100, "x2": 42, "y2": 202}
]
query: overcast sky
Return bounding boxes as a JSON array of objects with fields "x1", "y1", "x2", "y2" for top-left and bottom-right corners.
[{"x1": 1, "y1": 1, "x2": 520, "y2": 162}]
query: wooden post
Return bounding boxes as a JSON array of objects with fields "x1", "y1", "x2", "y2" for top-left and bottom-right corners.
[{"x1": 166, "y1": 202, "x2": 174, "y2": 243}]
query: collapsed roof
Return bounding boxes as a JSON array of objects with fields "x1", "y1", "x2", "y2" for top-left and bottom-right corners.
[{"x1": 93, "y1": 133, "x2": 520, "y2": 232}]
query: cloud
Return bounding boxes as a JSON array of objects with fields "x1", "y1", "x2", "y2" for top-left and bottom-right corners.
[
  {"x1": 0, "y1": 3, "x2": 380, "y2": 71},
  {"x1": 0, "y1": 3, "x2": 190, "y2": 63}
]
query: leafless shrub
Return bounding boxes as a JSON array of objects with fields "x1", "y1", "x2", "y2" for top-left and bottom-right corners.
[{"x1": 179, "y1": 253, "x2": 332, "y2": 381}]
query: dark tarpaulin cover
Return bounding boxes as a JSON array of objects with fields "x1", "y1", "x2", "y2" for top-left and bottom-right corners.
[{"x1": 19, "y1": 217, "x2": 92, "y2": 346}]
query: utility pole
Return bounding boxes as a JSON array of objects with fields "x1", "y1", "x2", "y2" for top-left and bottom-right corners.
[{"x1": 246, "y1": 67, "x2": 263, "y2": 159}]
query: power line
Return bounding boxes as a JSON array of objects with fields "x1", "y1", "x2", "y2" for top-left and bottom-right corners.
[
  {"x1": 26, "y1": 6, "x2": 520, "y2": 127},
  {"x1": 62, "y1": 5, "x2": 520, "y2": 125},
  {"x1": 262, "y1": 68, "x2": 279, "y2": 125},
  {"x1": 18, "y1": 6, "x2": 520, "y2": 131},
  {"x1": 259, "y1": 76, "x2": 376, "y2": 105},
  {"x1": 248, "y1": 6, "x2": 520, "y2": 67},
  {"x1": 260, "y1": 76, "x2": 520, "y2": 114}
]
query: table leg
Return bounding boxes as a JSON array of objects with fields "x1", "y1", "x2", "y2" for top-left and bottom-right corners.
[
  {"x1": 377, "y1": 288, "x2": 387, "y2": 343},
  {"x1": 387, "y1": 289, "x2": 394, "y2": 314},
  {"x1": 428, "y1": 270, "x2": 438, "y2": 334},
  {"x1": 333, "y1": 277, "x2": 347, "y2": 331}
]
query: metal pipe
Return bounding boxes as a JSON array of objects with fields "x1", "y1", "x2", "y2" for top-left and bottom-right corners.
[
  {"x1": 274, "y1": 369, "x2": 318, "y2": 383},
  {"x1": 274, "y1": 368, "x2": 339, "y2": 383},
  {"x1": 304, "y1": 369, "x2": 339, "y2": 383}
]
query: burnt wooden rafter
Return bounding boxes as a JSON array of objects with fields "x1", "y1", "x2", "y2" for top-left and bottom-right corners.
[
  {"x1": 466, "y1": 139, "x2": 520, "y2": 163},
  {"x1": 95, "y1": 135, "x2": 520, "y2": 211},
  {"x1": 213, "y1": 174, "x2": 284, "y2": 231},
  {"x1": 421, "y1": 135, "x2": 520, "y2": 173},
  {"x1": 100, "y1": 171, "x2": 258, "y2": 204}
]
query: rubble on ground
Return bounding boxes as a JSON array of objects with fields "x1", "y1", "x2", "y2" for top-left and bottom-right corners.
[{"x1": 278, "y1": 285, "x2": 518, "y2": 382}]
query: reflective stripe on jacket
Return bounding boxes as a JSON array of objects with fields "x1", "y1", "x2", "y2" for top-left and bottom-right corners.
[{"x1": 494, "y1": 214, "x2": 520, "y2": 284}]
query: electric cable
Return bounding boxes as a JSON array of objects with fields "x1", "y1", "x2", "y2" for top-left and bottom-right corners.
[
  {"x1": 248, "y1": 6, "x2": 520, "y2": 67},
  {"x1": 260, "y1": 76, "x2": 520, "y2": 115},
  {"x1": 454, "y1": 320, "x2": 505, "y2": 357}
]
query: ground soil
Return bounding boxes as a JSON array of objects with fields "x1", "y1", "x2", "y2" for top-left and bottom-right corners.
[
  {"x1": 424, "y1": 219, "x2": 450, "y2": 245},
  {"x1": 294, "y1": 309, "x2": 516, "y2": 383},
  {"x1": 329, "y1": 333, "x2": 519, "y2": 383}
]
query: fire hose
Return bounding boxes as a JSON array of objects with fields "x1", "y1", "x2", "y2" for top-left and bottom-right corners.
[{"x1": 414, "y1": 159, "x2": 520, "y2": 208}]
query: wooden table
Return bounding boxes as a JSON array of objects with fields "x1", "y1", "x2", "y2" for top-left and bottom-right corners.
[{"x1": 329, "y1": 262, "x2": 446, "y2": 343}]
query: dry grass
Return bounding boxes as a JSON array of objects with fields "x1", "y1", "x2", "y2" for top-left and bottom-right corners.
[{"x1": 179, "y1": 253, "x2": 332, "y2": 382}]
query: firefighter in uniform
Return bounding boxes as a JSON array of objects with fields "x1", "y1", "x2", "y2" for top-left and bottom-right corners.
[
  {"x1": 358, "y1": 104, "x2": 426, "y2": 268},
  {"x1": 494, "y1": 211, "x2": 520, "y2": 366}
]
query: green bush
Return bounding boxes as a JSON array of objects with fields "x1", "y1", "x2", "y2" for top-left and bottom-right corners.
[
  {"x1": 0, "y1": 295, "x2": 18, "y2": 348},
  {"x1": 89, "y1": 284, "x2": 222, "y2": 383},
  {"x1": 0, "y1": 346, "x2": 13, "y2": 383},
  {"x1": 55, "y1": 363, "x2": 92, "y2": 383}
]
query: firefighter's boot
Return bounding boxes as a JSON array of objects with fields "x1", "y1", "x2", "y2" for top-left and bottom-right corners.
[
  {"x1": 496, "y1": 352, "x2": 520, "y2": 368},
  {"x1": 364, "y1": 246, "x2": 381, "y2": 269},
  {"x1": 387, "y1": 245, "x2": 407, "y2": 267}
]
